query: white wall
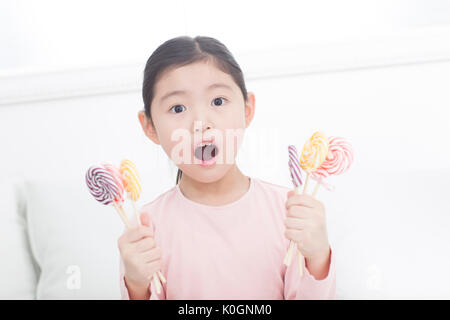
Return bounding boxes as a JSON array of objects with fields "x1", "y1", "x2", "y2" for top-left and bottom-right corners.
[{"x1": 2, "y1": 0, "x2": 450, "y2": 71}]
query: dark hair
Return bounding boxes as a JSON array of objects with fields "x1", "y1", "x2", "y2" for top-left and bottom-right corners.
[{"x1": 142, "y1": 35, "x2": 249, "y2": 185}]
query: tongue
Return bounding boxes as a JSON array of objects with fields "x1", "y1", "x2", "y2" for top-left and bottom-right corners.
[{"x1": 195, "y1": 144, "x2": 217, "y2": 161}]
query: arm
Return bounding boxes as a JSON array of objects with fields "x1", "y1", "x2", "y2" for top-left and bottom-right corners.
[
  {"x1": 119, "y1": 254, "x2": 167, "y2": 300},
  {"x1": 305, "y1": 246, "x2": 332, "y2": 280},
  {"x1": 124, "y1": 276, "x2": 151, "y2": 300},
  {"x1": 118, "y1": 212, "x2": 166, "y2": 300},
  {"x1": 283, "y1": 191, "x2": 337, "y2": 299},
  {"x1": 119, "y1": 256, "x2": 151, "y2": 300},
  {"x1": 283, "y1": 245, "x2": 336, "y2": 300}
]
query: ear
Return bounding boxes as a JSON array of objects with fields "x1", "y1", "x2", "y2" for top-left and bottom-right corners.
[
  {"x1": 244, "y1": 92, "x2": 256, "y2": 128},
  {"x1": 138, "y1": 110, "x2": 160, "y2": 145}
]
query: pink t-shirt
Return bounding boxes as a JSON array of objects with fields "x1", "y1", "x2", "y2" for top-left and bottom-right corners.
[{"x1": 119, "y1": 177, "x2": 336, "y2": 299}]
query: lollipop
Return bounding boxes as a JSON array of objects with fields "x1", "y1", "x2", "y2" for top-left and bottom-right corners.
[
  {"x1": 102, "y1": 162, "x2": 125, "y2": 203},
  {"x1": 299, "y1": 131, "x2": 329, "y2": 194},
  {"x1": 120, "y1": 159, "x2": 142, "y2": 226},
  {"x1": 119, "y1": 159, "x2": 167, "y2": 292},
  {"x1": 284, "y1": 132, "x2": 328, "y2": 278},
  {"x1": 288, "y1": 145, "x2": 303, "y2": 190},
  {"x1": 85, "y1": 165, "x2": 130, "y2": 228},
  {"x1": 284, "y1": 146, "x2": 304, "y2": 276},
  {"x1": 311, "y1": 136, "x2": 354, "y2": 197},
  {"x1": 86, "y1": 162, "x2": 165, "y2": 294}
]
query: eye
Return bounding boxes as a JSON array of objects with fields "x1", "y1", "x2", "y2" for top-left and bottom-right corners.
[
  {"x1": 169, "y1": 104, "x2": 186, "y2": 114},
  {"x1": 211, "y1": 97, "x2": 227, "y2": 107}
]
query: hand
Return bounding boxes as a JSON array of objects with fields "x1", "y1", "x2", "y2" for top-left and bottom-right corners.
[
  {"x1": 284, "y1": 191, "x2": 330, "y2": 260},
  {"x1": 118, "y1": 212, "x2": 162, "y2": 289}
]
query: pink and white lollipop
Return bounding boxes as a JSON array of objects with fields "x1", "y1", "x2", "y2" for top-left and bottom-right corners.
[
  {"x1": 311, "y1": 136, "x2": 354, "y2": 196},
  {"x1": 102, "y1": 162, "x2": 125, "y2": 204},
  {"x1": 85, "y1": 165, "x2": 130, "y2": 228}
]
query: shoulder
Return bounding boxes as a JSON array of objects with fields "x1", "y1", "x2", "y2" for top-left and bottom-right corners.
[
  {"x1": 252, "y1": 177, "x2": 291, "y2": 203},
  {"x1": 138, "y1": 185, "x2": 178, "y2": 220},
  {"x1": 254, "y1": 177, "x2": 291, "y2": 193},
  {"x1": 251, "y1": 177, "x2": 292, "y2": 221}
]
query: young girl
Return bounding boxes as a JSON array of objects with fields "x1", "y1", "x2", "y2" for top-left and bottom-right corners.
[{"x1": 118, "y1": 36, "x2": 336, "y2": 300}]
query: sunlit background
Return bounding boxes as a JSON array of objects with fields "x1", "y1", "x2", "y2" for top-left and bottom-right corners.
[{"x1": 1, "y1": 0, "x2": 449, "y2": 299}]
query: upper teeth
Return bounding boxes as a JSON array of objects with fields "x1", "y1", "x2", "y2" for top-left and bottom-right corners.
[{"x1": 201, "y1": 142, "x2": 213, "y2": 147}]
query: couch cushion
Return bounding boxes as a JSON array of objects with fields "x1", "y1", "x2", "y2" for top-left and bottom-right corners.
[
  {"x1": 0, "y1": 178, "x2": 38, "y2": 299},
  {"x1": 25, "y1": 177, "x2": 128, "y2": 299}
]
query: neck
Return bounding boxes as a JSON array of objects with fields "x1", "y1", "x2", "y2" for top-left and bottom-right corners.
[{"x1": 178, "y1": 165, "x2": 250, "y2": 206}]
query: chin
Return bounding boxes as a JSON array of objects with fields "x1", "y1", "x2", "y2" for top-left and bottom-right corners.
[{"x1": 180, "y1": 164, "x2": 233, "y2": 184}]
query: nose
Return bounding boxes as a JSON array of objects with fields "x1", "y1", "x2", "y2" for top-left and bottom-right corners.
[
  {"x1": 193, "y1": 120, "x2": 212, "y2": 133},
  {"x1": 192, "y1": 109, "x2": 212, "y2": 133},
  {"x1": 190, "y1": 103, "x2": 214, "y2": 134}
]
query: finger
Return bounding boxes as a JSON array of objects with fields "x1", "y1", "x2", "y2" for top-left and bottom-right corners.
[
  {"x1": 135, "y1": 237, "x2": 156, "y2": 252},
  {"x1": 126, "y1": 226, "x2": 154, "y2": 242},
  {"x1": 286, "y1": 205, "x2": 313, "y2": 219},
  {"x1": 140, "y1": 211, "x2": 152, "y2": 228},
  {"x1": 146, "y1": 258, "x2": 162, "y2": 272},
  {"x1": 285, "y1": 217, "x2": 308, "y2": 230},
  {"x1": 286, "y1": 190, "x2": 296, "y2": 198},
  {"x1": 285, "y1": 194, "x2": 316, "y2": 210},
  {"x1": 285, "y1": 228, "x2": 304, "y2": 242},
  {"x1": 142, "y1": 247, "x2": 162, "y2": 263}
]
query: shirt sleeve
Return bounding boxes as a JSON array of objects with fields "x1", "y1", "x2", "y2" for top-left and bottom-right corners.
[
  {"x1": 283, "y1": 245, "x2": 336, "y2": 300},
  {"x1": 119, "y1": 256, "x2": 131, "y2": 300}
]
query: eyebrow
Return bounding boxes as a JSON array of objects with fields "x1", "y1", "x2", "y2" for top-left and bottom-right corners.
[{"x1": 158, "y1": 83, "x2": 233, "y2": 104}]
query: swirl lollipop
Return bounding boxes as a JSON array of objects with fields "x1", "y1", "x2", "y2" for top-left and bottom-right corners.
[
  {"x1": 102, "y1": 162, "x2": 125, "y2": 203},
  {"x1": 85, "y1": 165, "x2": 131, "y2": 228},
  {"x1": 300, "y1": 131, "x2": 329, "y2": 194},
  {"x1": 311, "y1": 136, "x2": 354, "y2": 197},
  {"x1": 288, "y1": 145, "x2": 303, "y2": 190},
  {"x1": 284, "y1": 145, "x2": 304, "y2": 276},
  {"x1": 120, "y1": 159, "x2": 142, "y2": 226}
]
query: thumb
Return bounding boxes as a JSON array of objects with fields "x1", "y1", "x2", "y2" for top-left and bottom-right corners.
[
  {"x1": 140, "y1": 211, "x2": 151, "y2": 228},
  {"x1": 287, "y1": 190, "x2": 295, "y2": 198}
]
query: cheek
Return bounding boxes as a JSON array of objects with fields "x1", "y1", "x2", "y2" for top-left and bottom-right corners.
[
  {"x1": 215, "y1": 114, "x2": 246, "y2": 161},
  {"x1": 156, "y1": 123, "x2": 191, "y2": 162},
  {"x1": 222, "y1": 105, "x2": 246, "y2": 129}
]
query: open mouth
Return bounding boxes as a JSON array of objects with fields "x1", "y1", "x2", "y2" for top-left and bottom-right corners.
[{"x1": 194, "y1": 143, "x2": 219, "y2": 163}]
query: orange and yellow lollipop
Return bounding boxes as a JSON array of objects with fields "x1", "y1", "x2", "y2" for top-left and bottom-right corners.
[
  {"x1": 300, "y1": 131, "x2": 329, "y2": 194},
  {"x1": 119, "y1": 159, "x2": 166, "y2": 292},
  {"x1": 119, "y1": 159, "x2": 142, "y2": 226}
]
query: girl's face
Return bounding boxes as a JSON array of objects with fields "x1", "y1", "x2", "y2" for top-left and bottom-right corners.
[{"x1": 139, "y1": 59, "x2": 255, "y2": 183}]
